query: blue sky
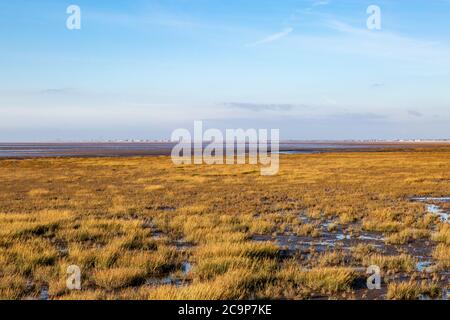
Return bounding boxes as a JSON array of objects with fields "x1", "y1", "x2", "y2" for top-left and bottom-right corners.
[{"x1": 1, "y1": 0, "x2": 450, "y2": 141}]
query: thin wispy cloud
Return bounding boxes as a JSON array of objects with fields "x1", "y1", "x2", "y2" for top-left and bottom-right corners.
[
  {"x1": 40, "y1": 88, "x2": 78, "y2": 95},
  {"x1": 329, "y1": 112, "x2": 388, "y2": 121},
  {"x1": 326, "y1": 20, "x2": 450, "y2": 66},
  {"x1": 407, "y1": 110, "x2": 423, "y2": 117},
  {"x1": 246, "y1": 28, "x2": 294, "y2": 47},
  {"x1": 223, "y1": 102, "x2": 298, "y2": 112},
  {"x1": 312, "y1": 0, "x2": 330, "y2": 6}
]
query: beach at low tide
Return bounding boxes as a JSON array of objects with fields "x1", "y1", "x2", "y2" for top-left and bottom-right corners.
[{"x1": 1, "y1": 141, "x2": 450, "y2": 158}]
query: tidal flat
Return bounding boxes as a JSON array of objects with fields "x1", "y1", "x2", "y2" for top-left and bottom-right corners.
[{"x1": 0, "y1": 150, "x2": 449, "y2": 300}]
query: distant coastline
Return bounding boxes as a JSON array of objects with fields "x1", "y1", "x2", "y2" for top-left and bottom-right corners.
[{"x1": 1, "y1": 141, "x2": 450, "y2": 159}]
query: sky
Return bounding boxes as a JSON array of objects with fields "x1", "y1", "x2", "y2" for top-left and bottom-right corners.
[{"x1": 0, "y1": 0, "x2": 449, "y2": 141}]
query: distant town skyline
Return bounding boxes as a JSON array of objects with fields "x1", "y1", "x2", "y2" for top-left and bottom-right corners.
[{"x1": 1, "y1": 0, "x2": 450, "y2": 141}]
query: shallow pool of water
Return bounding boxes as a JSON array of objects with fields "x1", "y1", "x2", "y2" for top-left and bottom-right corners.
[
  {"x1": 416, "y1": 261, "x2": 433, "y2": 272},
  {"x1": 182, "y1": 262, "x2": 192, "y2": 274},
  {"x1": 411, "y1": 197, "x2": 450, "y2": 202},
  {"x1": 39, "y1": 286, "x2": 49, "y2": 300},
  {"x1": 336, "y1": 234, "x2": 351, "y2": 240},
  {"x1": 419, "y1": 289, "x2": 450, "y2": 300},
  {"x1": 411, "y1": 197, "x2": 450, "y2": 223}
]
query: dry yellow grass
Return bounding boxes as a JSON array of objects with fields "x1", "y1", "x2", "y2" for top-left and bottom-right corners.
[
  {"x1": 362, "y1": 254, "x2": 416, "y2": 272},
  {"x1": 432, "y1": 244, "x2": 450, "y2": 270},
  {"x1": 432, "y1": 224, "x2": 450, "y2": 244},
  {"x1": 387, "y1": 281, "x2": 441, "y2": 300}
]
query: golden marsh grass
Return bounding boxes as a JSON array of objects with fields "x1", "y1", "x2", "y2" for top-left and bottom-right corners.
[{"x1": 0, "y1": 150, "x2": 449, "y2": 299}]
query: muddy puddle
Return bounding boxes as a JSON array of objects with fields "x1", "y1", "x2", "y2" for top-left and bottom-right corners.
[
  {"x1": 181, "y1": 261, "x2": 192, "y2": 274},
  {"x1": 253, "y1": 230, "x2": 386, "y2": 256},
  {"x1": 144, "y1": 218, "x2": 194, "y2": 287},
  {"x1": 146, "y1": 261, "x2": 192, "y2": 287},
  {"x1": 39, "y1": 286, "x2": 49, "y2": 300},
  {"x1": 254, "y1": 218, "x2": 439, "y2": 268},
  {"x1": 253, "y1": 216, "x2": 388, "y2": 257},
  {"x1": 252, "y1": 207, "x2": 449, "y2": 299},
  {"x1": 419, "y1": 289, "x2": 450, "y2": 300},
  {"x1": 411, "y1": 197, "x2": 450, "y2": 223},
  {"x1": 172, "y1": 239, "x2": 195, "y2": 250},
  {"x1": 416, "y1": 260, "x2": 434, "y2": 272}
]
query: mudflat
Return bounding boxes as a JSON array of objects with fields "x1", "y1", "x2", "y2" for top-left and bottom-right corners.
[{"x1": 2, "y1": 141, "x2": 450, "y2": 158}]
